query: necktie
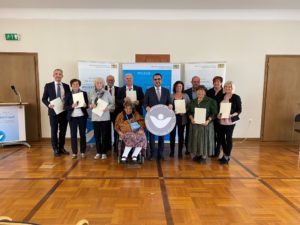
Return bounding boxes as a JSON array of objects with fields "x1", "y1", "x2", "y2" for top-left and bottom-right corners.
[
  {"x1": 57, "y1": 83, "x2": 61, "y2": 98},
  {"x1": 156, "y1": 87, "x2": 161, "y2": 101},
  {"x1": 109, "y1": 87, "x2": 112, "y2": 95}
]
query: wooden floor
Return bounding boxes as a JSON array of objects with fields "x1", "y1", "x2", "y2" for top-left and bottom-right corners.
[{"x1": 0, "y1": 141, "x2": 299, "y2": 225}]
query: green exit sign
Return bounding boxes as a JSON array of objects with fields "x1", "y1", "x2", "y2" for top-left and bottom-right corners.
[{"x1": 5, "y1": 33, "x2": 20, "y2": 41}]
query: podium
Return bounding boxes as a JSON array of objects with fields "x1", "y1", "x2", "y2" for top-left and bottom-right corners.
[{"x1": 0, "y1": 103, "x2": 31, "y2": 148}]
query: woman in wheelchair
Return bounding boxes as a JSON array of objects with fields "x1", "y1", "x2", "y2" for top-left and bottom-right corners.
[{"x1": 115, "y1": 100, "x2": 147, "y2": 162}]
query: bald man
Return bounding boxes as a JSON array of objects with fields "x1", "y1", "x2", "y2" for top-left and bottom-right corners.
[{"x1": 184, "y1": 76, "x2": 201, "y2": 155}]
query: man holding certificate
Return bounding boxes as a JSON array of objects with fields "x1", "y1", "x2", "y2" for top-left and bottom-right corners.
[
  {"x1": 217, "y1": 81, "x2": 242, "y2": 164},
  {"x1": 42, "y1": 68, "x2": 71, "y2": 156},
  {"x1": 188, "y1": 85, "x2": 217, "y2": 163},
  {"x1": 170, "y1": 81, "x2": 190, "y2": 158},
  {"x1": 64, "y1": 79, "x2": 89, "y2": 159},
  {"x1": 118, "y1": 74, "x2": 144, "y2": 115}
]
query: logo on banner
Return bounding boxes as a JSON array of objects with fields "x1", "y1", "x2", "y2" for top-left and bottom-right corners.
[
  {"x1": 145, "y1": 104, "x2": 176, "y2": 136},
  {"x1": 0, "y1": 130, "x2": 6, "y2": 142}
]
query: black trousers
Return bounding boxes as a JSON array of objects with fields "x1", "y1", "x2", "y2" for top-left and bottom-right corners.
[
  {"x1": 109, "y1": 112, "x2": 119, "y2": 150},
  {"x1": 185, "y1": 120, "x2": 190, "y2": 152},
  {"x1": 149, "y1": 132, "x2": 164, "y2": 159},
  {"x1": 170, "y1": 116, "x2": 185, "y2": 154},
  {"x1": 93, "y1": 120, "x2": 111, "y2": 154},
  {"x1": 214, "y1": 121, "x2": 222, "y2": 155},
  {"x1": 69, "y1": 116, "x2": 87, "y2": 154},
  {"x1": 219, "y1": 124, "x2": 236, "y2": 157},
  {"x1": 49, "y1": 112, "x2": 68, "y2": 151}
]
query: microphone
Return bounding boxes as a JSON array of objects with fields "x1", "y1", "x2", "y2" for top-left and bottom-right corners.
[{"x1": 11, "y1": 85, "x2": 22, "y2": 104}]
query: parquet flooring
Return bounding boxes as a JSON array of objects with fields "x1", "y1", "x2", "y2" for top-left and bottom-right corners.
[{"x1": 0, "y1": 141, "x2": 299, "y2": 225}]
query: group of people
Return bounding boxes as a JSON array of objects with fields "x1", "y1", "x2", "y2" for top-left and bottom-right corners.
[{"x1": 42, "y1": 68, "x2": 242, "y2": 164}]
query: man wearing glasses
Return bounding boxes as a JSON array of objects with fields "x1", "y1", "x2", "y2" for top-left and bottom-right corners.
[{"x1": 144, "y1": 73, "x2": 172, "y2": 160}]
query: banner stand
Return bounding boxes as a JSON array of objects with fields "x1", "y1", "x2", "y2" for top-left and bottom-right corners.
[{"x1": 0, "y1": 103, "x2": 31, "y2": 148}]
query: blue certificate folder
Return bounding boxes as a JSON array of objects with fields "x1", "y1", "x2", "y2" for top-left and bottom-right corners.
[{"x1": 0, "y1": 106, "x2": 20, "y2": 142}]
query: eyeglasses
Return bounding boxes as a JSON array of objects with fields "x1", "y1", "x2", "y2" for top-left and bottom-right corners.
[{"x1": 154, "y1": 78, "x2": 161, "y2": 81}]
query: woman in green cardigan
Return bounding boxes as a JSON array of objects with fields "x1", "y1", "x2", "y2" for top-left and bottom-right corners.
[{"x1": 188, "y1": 85, "x2": 217, "y2": 163}]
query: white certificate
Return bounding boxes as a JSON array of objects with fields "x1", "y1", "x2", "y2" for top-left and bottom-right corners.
[
  {"x1": 50, "y1": 97, "x2": 64, "y2": 115},
  {"x1": 126, "y1": 90, "x2": 137, "y2": 102},
  {"x1": 92, "y1": 98, "x2": 108, "y2": 117},
  {"x1": 194, "y1": 108, "x2": 206, "y2": 124},
  {"x1": 220, "y1": 102, "x2": 232, "y2": 119},
  {"x1": 72, "y1": 92, "x2": 85, "y2": 108},
  {"x1": 174, "y1": 99, "x2": 186, "y2": 114}
]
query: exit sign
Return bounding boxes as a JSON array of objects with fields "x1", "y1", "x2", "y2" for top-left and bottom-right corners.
[{"x1": 5, "y1": 33, "x2": 20, "y2": 41}]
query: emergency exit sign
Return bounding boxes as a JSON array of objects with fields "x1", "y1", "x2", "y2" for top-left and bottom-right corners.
[{"x1": 5, "y1": 33, "x2": 20, "y2": 41}]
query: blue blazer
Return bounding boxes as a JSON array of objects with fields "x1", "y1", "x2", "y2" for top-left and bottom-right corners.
[
  {"x1": 144, "y1": 86, "x2": 171, "y2": 108},
  {"x1": 64, "y1": 91, "x2": 89, "y2": 120},
  {"x1": 42, "y1": 82, "x2": 71, "y2": 116},
  {"x1": 118, "y1": 85, "x2": 144, "y2": 115}
]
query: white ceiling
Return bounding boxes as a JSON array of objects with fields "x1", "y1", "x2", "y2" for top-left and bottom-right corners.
[{"x1": 0, "y1": 0, "x2": 300, "y2": 9}]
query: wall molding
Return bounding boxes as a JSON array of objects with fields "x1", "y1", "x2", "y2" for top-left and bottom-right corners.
[{"x1": 1, "y1": 9, "x2": 300, "y2": 21}]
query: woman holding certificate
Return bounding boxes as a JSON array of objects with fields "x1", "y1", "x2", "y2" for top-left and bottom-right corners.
[
  {"x1": 188, "y1": 85, "x2": 217, "y2": 163},
  {"x1": 89, "y1": 78, "x2": 114, "y2": 160},
  {"x1": 170, "y1": 81, "x2": 190, "y2": 158},
  {"x1": 217, "y1": 81, "x2": 242, "y2": 164},
  {"x1": 64, "y1": 79, "x2": 89, "y2": 159},
  {"x1": 115, "y1": 100, "x2": 147, "y2": 162}
]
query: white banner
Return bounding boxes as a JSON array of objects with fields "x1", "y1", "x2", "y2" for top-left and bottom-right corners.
[
  {"x1": 0, "y1": 105, "x2": 26, "y2": 143},
  {"x1": 184, "y1": 62, "x2": 226, "y2": 89}
]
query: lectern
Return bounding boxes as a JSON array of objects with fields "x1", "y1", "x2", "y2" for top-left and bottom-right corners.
[{"x1": 0, "y1": 103, "x2": 30, "y2": 148}]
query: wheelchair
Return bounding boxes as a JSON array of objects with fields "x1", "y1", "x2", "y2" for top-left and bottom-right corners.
[{"x1": 117, "y1": 138, "x2": 146, "y2": 164}]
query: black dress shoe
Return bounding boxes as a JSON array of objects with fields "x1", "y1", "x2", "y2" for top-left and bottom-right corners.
[
  {"x1": 219, "y1": 158, "x2": 229, "y2": 164},
  {"x1": 185, "y1": 151, "x2": 190, "y2": 155},
  {"x1": 192, "y1": 156, "x2": 201, "y2": 161},
  {"x1": 59, "y1": 148, "x2": 70, "y2": 155},
  {"x1": 53, "y1": 149, "x2": 61, "y2": 157}
]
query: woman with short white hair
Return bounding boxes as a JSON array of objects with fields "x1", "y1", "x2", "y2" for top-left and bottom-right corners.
[
  {"x1": 89, "y1": 77, "x2": 114, "y2": 160},
  {"x1": 217, "y1": 81, "x2": 242, "y2": 164}
]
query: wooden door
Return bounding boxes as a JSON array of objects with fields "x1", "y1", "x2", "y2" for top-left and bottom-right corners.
[
  {"x1": 261, "y1": 55, "x2": 300, "y2": 141},
  {"x1": 0, "y1": 53, "x2": 41, "y2": 141}
]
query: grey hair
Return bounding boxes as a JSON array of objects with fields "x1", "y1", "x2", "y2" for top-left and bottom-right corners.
[{"x1": 94, "y1": 77, "x2": 106, "y2": 87}]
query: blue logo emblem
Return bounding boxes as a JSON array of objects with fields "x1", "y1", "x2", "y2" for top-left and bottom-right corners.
[{"x1": 0, "y1": 130, "x2": 6, "y2": 142}]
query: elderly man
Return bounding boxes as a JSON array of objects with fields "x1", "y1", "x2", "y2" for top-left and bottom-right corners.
[
  {"x1": 105, "y1": 75, "x2": 121, "y2": 151},
  {"x1": 118, "y1": 73, "x2": 144, "y2": 115},
  {"x1": 184, "y1": 76, "x2": 201, "y2": 155}
]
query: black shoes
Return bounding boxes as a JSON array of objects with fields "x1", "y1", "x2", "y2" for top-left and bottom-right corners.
[
  {"x1": 53, "y1": 149, "x2": 60, "y2": 157},
  {"x1": 59, "y1": 148, "x2": 70, "y2": 155},
  {"x1": 219, "y1": 156, "x2": 230, "y2": 164}
]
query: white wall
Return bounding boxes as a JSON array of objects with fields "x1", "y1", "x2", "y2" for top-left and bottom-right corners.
[{"x1": 1, "y1": 19, "x2": 300, "y2": 138}]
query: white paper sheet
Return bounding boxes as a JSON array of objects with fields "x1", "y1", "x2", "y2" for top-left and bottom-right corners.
[
  {"x1": 174, "y1": 99, "x2": 186, "y2": 114},
  {"x1": 194, "y1": 108, "x2": 206, "y2": 124},
  {"x1": 126, "y1": 90, "x2": 137, "y2": 102},
  {"x1": 50, "y1": 97, "x2": 64, "y2": 115},
  {"x1": 72, "y1": 92, "x2": 85, "y2": 108},
  {"x1": 220, "y1": 102, "x2": 232, "y2": 119},
  {"x1": 92, "y1": 98, "x2": 108, "y2": 117}
]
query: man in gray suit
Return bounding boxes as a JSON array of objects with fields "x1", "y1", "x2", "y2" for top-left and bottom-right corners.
[{"x1": 144, "y1": 73, "x2": 172, "y2": 160}]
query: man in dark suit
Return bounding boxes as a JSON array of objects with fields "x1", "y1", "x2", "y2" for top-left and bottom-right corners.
[
  {"x1": 42, "y1": 68, "x2": 71, "y2": 156},
  {"x1": 118, "y1": 73, "x2": 144, "y2": 115},
  {"x1": 144, "y1": 73, "x2": 172, "y2": 160},
  {"x1": 105, "y1": 75, "x2": 121, "y2": 151},
  {"x1": 184, "y1": 75, "x2": 201, "y2": 155}
]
